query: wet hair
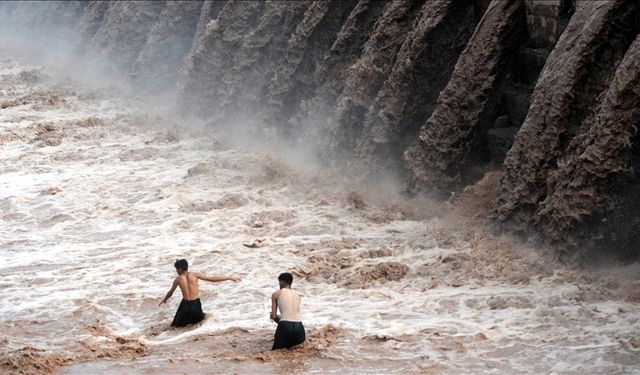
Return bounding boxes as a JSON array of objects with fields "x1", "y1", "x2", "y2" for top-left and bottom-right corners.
[
  {"x1": 174, "y1": 259, "x2": 188, "y2": 271},
  {"x1": 278, "y1": 272, "x2": 293, "y2": 286}
]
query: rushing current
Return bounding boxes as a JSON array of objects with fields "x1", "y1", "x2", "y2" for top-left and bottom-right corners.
[{"x1": 1, "y1": 56, "x2": 639, "y2": 374}]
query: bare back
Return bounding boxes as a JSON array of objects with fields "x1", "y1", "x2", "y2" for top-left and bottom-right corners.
[
  {"x1": 275, "y1": 288, "x2": 301, "y2": 322},
  {"x1": 176, "y1": 272, "x2": 201, "y2": 300}
]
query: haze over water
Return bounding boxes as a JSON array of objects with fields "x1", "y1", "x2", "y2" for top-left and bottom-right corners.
[{"x1": 1, "y1": 56, "x2": 639, "y2": 374}]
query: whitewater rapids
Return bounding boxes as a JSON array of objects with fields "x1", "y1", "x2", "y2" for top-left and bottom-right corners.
[{"x1": 0, "y1": 57, "x2": 639, "y2": 374}]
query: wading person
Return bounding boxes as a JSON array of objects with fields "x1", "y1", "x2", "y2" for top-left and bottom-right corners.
[
  {"x1": 270, "y1": 272, "x2": 305, "y2": 349},
  {"x1": 159, "y1": 259, "x2": 241, "y2": 327}
]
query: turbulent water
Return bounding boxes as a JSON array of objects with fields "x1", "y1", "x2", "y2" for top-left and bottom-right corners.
[{"x1": 1, "y1": 57, "x2": 640, "y2": 374}]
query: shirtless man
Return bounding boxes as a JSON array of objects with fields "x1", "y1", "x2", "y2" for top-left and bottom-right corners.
[
  {"x1": 270, "y1": 272, "x2": 305, "y2": 349},
  {"x1": 159, "y1": 259, "x2": 241, "y2": 327}
]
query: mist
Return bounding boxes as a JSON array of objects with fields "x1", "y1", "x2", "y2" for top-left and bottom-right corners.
[{"x1": 1, "y1": 1, "x2": 639, "y2": 374}]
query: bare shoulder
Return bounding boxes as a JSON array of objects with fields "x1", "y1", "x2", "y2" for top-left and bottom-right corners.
[{"x1": 272, "y1": 289, "x2": 282, "y2": 299}]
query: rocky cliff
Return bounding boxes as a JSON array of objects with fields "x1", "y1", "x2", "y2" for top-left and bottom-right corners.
[{"x1": 1, "y1": 0, "x2": 638, "y2": 262}]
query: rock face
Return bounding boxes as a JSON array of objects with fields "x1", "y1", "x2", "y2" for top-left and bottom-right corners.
[
  {"x1": 214, "y1": 0, "x2": 312, "y2": 121},
  {"x1": 177, "y1": 1, "x2": 266, "y2": 116},
  {"x1": 265, "y1": 0, "x2": 359, "y2": 129},
  {"x1": 289, "y1": 0, "x2": 390, "y2": 146},
  {"x1": 329, "y1": 0, "x2": 427, "y2": 157},
  {"x1": 89, "y1": 1, "x2": 166, "y2": 72},
  {"x1": 405, "y1": 0, "x2": 527, "y2": 190},
  {"x1": 356, "y1": 0, "x2": 477, "y2": 173},
  {"x1": 534, "y1": 33, "x2": 640, "y2": 257},
  {"x1": 130, "y1": 1, "x2": 203, "y2": 91},
  {"x1": 493, "y1": 0, "x2": 637, "y2": 240},
  {"x1": 2, "y1": 0, "x2": 639, "y2": 261}
]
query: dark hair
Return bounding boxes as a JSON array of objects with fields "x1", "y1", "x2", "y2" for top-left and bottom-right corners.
[
  {"x1": 278, "y1": 272, "x2": 293, "y2": 286},
  {"x1": 174, "y1": 259, "x2": 188, "y2": 271}
]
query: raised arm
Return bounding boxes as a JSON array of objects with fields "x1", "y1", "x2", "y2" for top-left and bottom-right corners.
[
  {"x1": 159, "y1": 279, "x2": 178, "y2": 306},
  {"x1": 270, "y1": 291, "x2": 280, "y2": 322},
  {"x1": 196, "y1": 273, "x2": 241, "y2": 283}
]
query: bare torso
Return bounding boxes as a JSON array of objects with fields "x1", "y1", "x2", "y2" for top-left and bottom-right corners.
[
  {"x1": 160, "y1": 271, "x2": 240, "y2": 307},
  {"x1": 274, "y1": 288, "x2": 301, "y2": 322},
  {"x1": 176, "y1": 272, "x2": 201, "y2": 300}
]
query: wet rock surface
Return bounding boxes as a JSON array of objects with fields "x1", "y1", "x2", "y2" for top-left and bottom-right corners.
[
  {"x1": 0, "y1": 0, "x2": 638, "y2": 258},
  {"x1": 493, "y1": 0, "x2": 638, "y2": 258}
]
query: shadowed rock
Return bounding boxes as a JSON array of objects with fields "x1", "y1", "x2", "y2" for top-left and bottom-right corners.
[
  {"x1": 356, "y1": 0, "x2": 477, "y2": 174},
  {"x1": 329, "y1": 0, "x2": 427, "y2": 157},
  {"x1": 265, "y1": 0, "x2": 358, "y2": 129},
  {"x1": 130, "y1": 1, "x2": 204, "y2": 92},
  {"x1": 177, "y1": 1, "x2": 266, "y2": 116},
  {"x1": 535, "y1": 34, "x2": 640, "y2": 258},
  {"x1": 89, "y1": 1, "x2": 165, "y2": 72},
  {"x1": 405, "y1": 0, "x2": 527, "y2": 191},
  {"x1": 493, "y1": 0, "x2": 637, "y2": 233}
]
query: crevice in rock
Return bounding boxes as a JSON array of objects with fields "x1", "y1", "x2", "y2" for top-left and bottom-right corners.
[
  {"x1": 130, "y1": 1, "x2": 204, "y2": 92},
  {"x1": 534, "y1": 34, "x2": 640, "y2": 262},
  {"x1": 493, "y1": 0, "x2": 638, "y2": 234},
  {"x1": 329, "y1": 0, "x2": 428, "y2": 160},
  {"x1": 405, "y1": 0, "x2": 528, "y2": 193},
  {"x1": 176, "y1": 1, "x2": 266, "y2": 117},
  {"x1": 216, "y1": 1, "x2": 313, "y2": 121},
  {"x1": 356, "y1": 0, "x2": 477, "y2": 178},
  {"x1": 265, "y1": 0, "x2": 359, "y2": 133}
]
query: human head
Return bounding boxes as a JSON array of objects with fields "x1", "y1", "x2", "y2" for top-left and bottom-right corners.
[
  {"x1": 174, "y1": 259, "x2": 188, "y2": 274},
  {"x1": 278, "y1": 272, "x2": 293, "y2": 288}
]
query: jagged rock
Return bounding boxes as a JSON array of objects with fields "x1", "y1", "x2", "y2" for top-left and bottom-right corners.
[
  {"x1": 493, "y1": 0, "x2": 637, "y2": 233},
  {"x1": 184, "y1": 0, "x2": 227, "y2": 62},
  {"x1": 177, "y1": 1, "x2": 266, "y2": 116},
  {"x1": 89, "y1": 1, "x2": 165, "y2": 71},
  {"x1": 130, "y1": 1, "x2": 204, "y2": 91},
  {"x1": 313, "y1": 0, "x2": 388, "y2": 100},
  {"x1": 329, "y1": 0, "x2": 426, "y2": 157},
  {"x1": 265, "y1": 0, "x2": 358, "y2": 127},
  {"x1": 356, "y1": 0, "x2": 477, "y2": 172},
  {"x1": 217, "y1": 1, "x2": 312, "y2": 120},
  {"x1": 535, "y1": 34, "x2": 640, "y2": 254},
  {"x1": 405, "y1": 0, "x2": 527, "y2": 190}
]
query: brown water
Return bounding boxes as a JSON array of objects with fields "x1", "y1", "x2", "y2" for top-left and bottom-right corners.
[{"x1": 1, "y1": 57, "x2": 639, "y2": 374}]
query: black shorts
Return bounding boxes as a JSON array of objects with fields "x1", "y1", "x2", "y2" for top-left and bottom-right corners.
[
  {"x1": 171, "y1": 298, "x2": 205, "y2": 327},
  {"x1": 272, "y1": 320, "x2": 305, "y2": 350}
]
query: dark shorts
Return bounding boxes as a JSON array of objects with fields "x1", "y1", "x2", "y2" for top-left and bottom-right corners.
[
  {"x1": 171, "y1": 298, "x2": 205, "y2": 327},
  {"x1": 272, "y1": 320, "x2": 305, "y2": 350}
]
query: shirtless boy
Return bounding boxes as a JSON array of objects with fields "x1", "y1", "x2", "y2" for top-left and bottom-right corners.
[
  {"x1": 159, "y1": 259, "x2": 241, "y2": 327},
  {"x1": 270, "y1": 272, "x2": 305, "y2": 349}
]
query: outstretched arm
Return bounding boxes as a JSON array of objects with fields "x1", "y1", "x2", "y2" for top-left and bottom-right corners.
[
  {"x1": 159, "y1": 279, "x2": 178, "y2": 306},
  {"x1": 196, "y1": 273, "x2": 241, "y2": 283}
]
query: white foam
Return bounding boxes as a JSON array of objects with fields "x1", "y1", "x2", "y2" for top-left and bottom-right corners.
[{"x1": 1, "y1": 56, "x2": 639, "y2": 373}]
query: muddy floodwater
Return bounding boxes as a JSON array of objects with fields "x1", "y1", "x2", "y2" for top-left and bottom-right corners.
[{"x1": 1, "y1": 57, "x2": 639, "y2": 374}]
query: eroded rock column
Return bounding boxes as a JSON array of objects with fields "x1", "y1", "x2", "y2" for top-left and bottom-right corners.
[
  {"x1": 493, "y1": 0, "x2": 637, "y2": 232},
  {"x1": 405, "y1": 0, "x2": 527, "y2": 191}
]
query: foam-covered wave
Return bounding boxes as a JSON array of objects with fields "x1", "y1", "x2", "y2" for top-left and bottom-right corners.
[{"x1": 1, "y1": 57, "x2": 639, "y2": 374}]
